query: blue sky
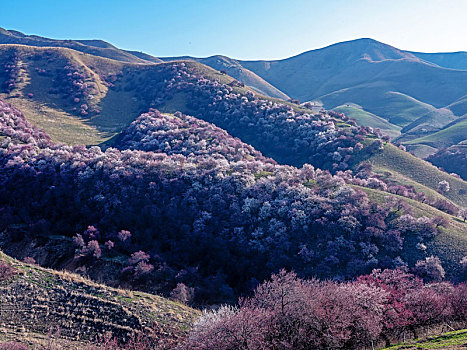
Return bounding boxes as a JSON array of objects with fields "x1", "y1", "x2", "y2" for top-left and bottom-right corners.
[{"x1": 1, "y1": 0, "x2": 466, "y2": 60}]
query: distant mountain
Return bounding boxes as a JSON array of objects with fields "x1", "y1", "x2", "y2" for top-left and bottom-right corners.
[
  {"x1": 0, "y1": 27, "x2": 161, "y2": 63},
  {"x1": 411, "y1": 51, "x2": 467, "y2": 70},
  {"x1": 236, "y1": 39, "x2": 467, "y2": 149}
]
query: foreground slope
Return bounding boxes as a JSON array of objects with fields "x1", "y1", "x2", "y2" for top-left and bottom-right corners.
[{"x1": 0, "y1": 251, "x2": 199, "y2": 347}]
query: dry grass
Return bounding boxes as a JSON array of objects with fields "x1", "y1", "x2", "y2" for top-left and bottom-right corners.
[{"x1": 0, "y1": 251, "x2": 200, "y2": 348}]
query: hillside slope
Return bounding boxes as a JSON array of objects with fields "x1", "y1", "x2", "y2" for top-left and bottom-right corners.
[
  {"x1": 1, "y1": 43, "x2": 465, "y2": 209},
  {"x1": 366, "y1": 143, "x2": 467, "y2": 207},
  {"x1": 0, "y1": 251, "x2": 199, "y2": 348},
  {"x1": 160, "y1": 55, "x2": 289, "y2": 99},
  {"x1": 164, "y1": 38, "x2": 467, "y2": 157},
  {"x1": 411, "y1": 51, "x2": 467, "y2": 70},
  {"x1": 428, "y1": 141, "x2": 467, "y2": 181}
]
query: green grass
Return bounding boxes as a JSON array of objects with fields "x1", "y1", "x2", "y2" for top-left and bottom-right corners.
[
  {"x1": 380, "y1": 329, "x2": 467, "y2": 349},
  {"x1": 370, "y1": 91, "x2": 438, "y2": 127},
  {"x1": 1, "y1": 94, "x2": 113, "y2": 145},
  {"x1": 322, "y1": 89, "x2": 438, "y2": 128},
  {"x1": 367, "y1": 143, "x2": 467, "y2": 207},
  {"x1": 357, "y1": 186, "x2": 467, "y2": 276},
  {"x1": 333, "y1": 103, "x2": 401, "y2": 138},
  {"x1": 405, "y1": 118, "x2": 467, "y2": 149}
]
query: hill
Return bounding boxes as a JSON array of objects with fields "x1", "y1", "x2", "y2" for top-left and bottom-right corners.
[
  {"x1": 1, "y1": 33, "x2": 467, "y2": 291},
  {"x1": 0, "y1": 251, "x2": 199, "y2": 348},
  {"x1": 237, "y1": 39, "x2": 467, "y2": 142},
  {"x1": 332, "y1": 103, "x2": 401, "y2": 139},
  {"x1": 0, "y1": 27, "x2": 159, "y2": 64},
  {"x1": 404, "y1": 117, "x2": 467, "y2": 149},
  {"x1": 166, "y1": 39, "x2": 467, "y2": 158},
  {"x1": 160, "y1": 55, "x2": 289, "y2": 99},
  {"x1": 4, "y1": 28, "x2": 467, "y2": 160},
  {"x1": 1, "y1": 41, "x2": 466, "y2": 205},
  {"x1": 428, "y1": 141, "x2": 467, "y2": 181},
  {"x1": 411, "y1": 51, "x2": 467, "y2": 70},
  {"x1": 365, "y1": 143, "x2": 467, "y2": 208}
]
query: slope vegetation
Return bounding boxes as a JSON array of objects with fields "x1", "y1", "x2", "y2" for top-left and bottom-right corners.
[
  {"x1": 0, "y1": 251, "x2": 199, "y2": 347},
  {"x1": 160, "y1": 55, "x2": 289, "y2": 99}
]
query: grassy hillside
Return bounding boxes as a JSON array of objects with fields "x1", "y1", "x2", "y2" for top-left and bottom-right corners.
[
  {"x1": 366, "y1": 143, "x2": 467, "y2": 207},
  {"x1": 428, "y1": 141, "x2": 467, "y2": 181},
  {"x1": 0, "y1": 251, "x2": 199, "y2": 347},
  {"x1": 411, "y1": 50, "x2": 467, "y2": 70},
  {"x1": 240, "y1": 39, "x2": 467, "y2": 108},
  {"x1": 360, "y1": 186, "x2": 467, "y2": 277},
  {"x1": 380, "y1": 329, "x2": 467, "y2": 350},
  {"x1": 237, "y1": 39, "x2": 467, "y2": 155},
  {"x1": 0, "y1": 27, "x2": 153, "y2": 64},
  {"x1": 332, "y1": 103, "x2": 401, "y2": 138},
  {"x1": 447, "y1": 94, "x2": 467, "y2": 117},
  {"x1": 405, "y1": 117, "x2": 467, "y2": 149}
]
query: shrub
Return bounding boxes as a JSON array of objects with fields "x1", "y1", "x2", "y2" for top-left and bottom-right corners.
[
  {"x1": 0, "y1": 260, "x2": 17, "y2": 281},
  {"x1": 414, "y1": 256, "x2": 445, "y2": 282}
]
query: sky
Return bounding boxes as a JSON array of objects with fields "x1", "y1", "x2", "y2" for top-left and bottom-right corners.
[{"x1": 1, "y1": 0, "x2": 466, "y2": 60}]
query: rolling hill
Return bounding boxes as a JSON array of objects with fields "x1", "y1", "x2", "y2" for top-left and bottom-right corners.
[
  {"x1": 1, "y1": 31, "x2": 467, "y2": 348},
  {"x1": 164, "y1": 38, "x2": 467, "y2": 158},
  {"x1": 1, "y1": 40, "x2": 466, "y2": 208},
  {"x1": 0, "y1": 251, "x2": 199, "y2": 348},
  {"x1": 0, "y1": 27, "x2": 160, "y2": 64},
  {"x1": 237, "y1": 39, "x2": 467, "y2": 152},
  {"x1": 0, "y1": 31, "x2": 466, "y2": 280},
  {"x1": 3, "y1": 27, "x2": 466, "y2": 158}
]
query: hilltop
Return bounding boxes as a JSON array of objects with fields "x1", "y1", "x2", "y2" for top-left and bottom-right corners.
[{"x1": 0, "y1": 27, "x2": 160, "y2": 64}]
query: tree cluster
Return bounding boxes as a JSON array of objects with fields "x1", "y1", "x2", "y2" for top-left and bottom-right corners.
[{"x1": 186, "y1": 269, "x2": 467, "y2": 350}]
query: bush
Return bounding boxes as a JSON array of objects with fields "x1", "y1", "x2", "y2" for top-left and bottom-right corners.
[{"x1": 0, "y1": 260, "x2": 17, "y2": 281}]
